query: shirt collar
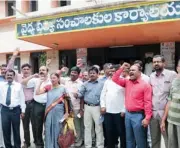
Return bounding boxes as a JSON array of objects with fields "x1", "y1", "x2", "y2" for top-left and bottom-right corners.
[
  {"x1": 68, "y1": 78, "x2": 80, "y2": 83},
  {"x1": 6, "y1": 81, "x2": 15, "y2": 85},
  {"x1": 130, "y1": 78, "x2": 141, "y2": 83},
  {"x1": 88, "y1": 79, "x2": 99, "y2": 83},
  {"x1": 155, "y1": 69, "x2": 166, "y2": 77}
]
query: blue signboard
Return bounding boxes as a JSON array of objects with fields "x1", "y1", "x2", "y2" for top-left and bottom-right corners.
[{"x1": 16, "y1": 1, "x2": 180, "y2": 38}]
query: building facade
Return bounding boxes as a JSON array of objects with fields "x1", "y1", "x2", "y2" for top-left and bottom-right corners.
[{"x1": 0, "y1": 0, "x2": 180, "y2": 73}]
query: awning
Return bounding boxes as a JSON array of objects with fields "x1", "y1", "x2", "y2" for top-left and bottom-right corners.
[{"x1": 15, "y1": 1, "x2": 180, "y2": 49}]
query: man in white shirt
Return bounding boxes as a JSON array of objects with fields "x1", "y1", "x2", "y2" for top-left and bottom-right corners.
[
  {"x1": 22, "y1": 66, "x2": 51, "y2": 148},
  {"x1": 0, "y1": 69, "x2": 26, "y2": 148},
  {"x1": 100, "y1": 65, "x2": 127, "y2": 148}
]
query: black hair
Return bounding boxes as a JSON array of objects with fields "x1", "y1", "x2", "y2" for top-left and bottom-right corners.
[
  {"x1": 21, "y1": 63, "x2": 32, "y2": 69},
  {"x1": 153, "y1": 55, "x2": 165, "y2": 62},
  {"x1": 88, "y1": 66, "x2": 99, "y2": 74},
  {"x1": 50, "y1": 73, "x2": 60, "y2": 79},
  {"x1": 134, "y1": 60, "x2": 143, "y2": 71},
  {"x1": 103, "y1": 63, "x2": 112, "y2": 70},
  {"x1": 71, "y1": 66, "x2": 81, "y2": 74},
  {"x1": 1, "y1": 64, "x2": 7, "y2": 67},
  {"x1": 5, "y1": 69, "x2": 15, "y2": 76},
  {"x1": 110, "y1": 64, "x2": 119, "y2": 71},
  {"x1": 132, "y1": 64, "x2": 142, "y2": 72}
]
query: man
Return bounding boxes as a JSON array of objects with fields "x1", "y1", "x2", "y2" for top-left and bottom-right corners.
[
  {"x1": 150, "y1": 55, "x2": 176, "y2": 148},
  {"x1": 20, "y1": 64, "x2": 35, "y2": 148},
  {"x1": 99, "y1": 63, "x2": 112, "y2": 83},
  {"x1": 75, "y1": 66, "x2": 104, "y2": 148},
  {"x1": 8, "y1": 49, "x2": 35, "y2": 148},
  {"x1": 160, "y1": 59, "x2": 180, "y2": 148},
  {"x1": 134, "y1": 60, "x2": 150, "y2": 83},
  {"x1": 82, "y1": 71, "x2": 89, "y2": 82},
  {"x1": 0, "y1": 69, "x2": 26, "y2": 148},
  {"x1": 65, "y1": 66, "x2": 84, "y2": 147},
  {"x1": 0, "y1": 48, "x2": 19, "y2": 148},
  {"x1": 22, "y1": 66, "x2": 51, "y2": 148},
  {"x1": 99, "y1": 63, "x2": 112, "y2": 147},
  {"x1": 112, "y1": 63, "x2": 152, "y2": 148},
  {"x1": 100, "y1": 65, "x2": 126, "y2": 148},
  {"x1": 134, "y1": 60, "x2": 151, "y2": 147}
]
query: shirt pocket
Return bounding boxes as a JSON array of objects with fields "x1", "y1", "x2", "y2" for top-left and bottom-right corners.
[{"x1": 163, "y1": 81, "x2": 171, "y2": 93}]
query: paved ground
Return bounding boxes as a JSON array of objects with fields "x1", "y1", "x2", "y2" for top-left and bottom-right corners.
[{"x1": 20, "y1": 121, "x2": 166, "y2": 148}]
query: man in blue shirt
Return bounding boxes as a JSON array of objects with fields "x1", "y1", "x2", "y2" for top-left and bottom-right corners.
[{"x1": 75, "y1": 66, "x2": 104, "y2": 148}]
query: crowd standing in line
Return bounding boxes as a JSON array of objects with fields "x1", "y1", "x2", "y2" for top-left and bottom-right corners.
[{"x1": 0, "y1": 49, "x2": 179, "y2": 148}]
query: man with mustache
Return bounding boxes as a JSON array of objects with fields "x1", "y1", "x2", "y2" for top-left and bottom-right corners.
[
  {"x1": 112, "y1": 63, "x2": 152, "y2": 148},
  {"x1": 22, "y1": 66, "x2": 51, "y2": 148},
  {"x1": 0, "y1": 69, "x2": 26, "y2": 148},
  {"x1": 65, "y1": 66, "x2": 84, "y2": 147},
  {"x1": 100, "y1": 65, "x2": 127, "y2": 148},
  {"x1": 150, "y1": 55, "x2": 176, "y2": 148},
  {"x1": 0, "y1": 48, "x2": 19, "y2": 148},
  {"x1": 75, "y1": 66, "x2": 104, "y2": 148}
]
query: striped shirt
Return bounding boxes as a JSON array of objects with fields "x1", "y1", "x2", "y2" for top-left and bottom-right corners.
[{"x1": 168, "y1": 77, "x2": 180, "y2": 126}]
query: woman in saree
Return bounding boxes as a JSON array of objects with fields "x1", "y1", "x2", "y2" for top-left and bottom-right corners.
[{"x1": 36, "y1": 73, "x2": 69, "y2": 148}]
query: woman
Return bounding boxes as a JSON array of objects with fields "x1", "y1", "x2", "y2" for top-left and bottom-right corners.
[{"x1": 36, "y1": 73, "x2": 69, "y2": 148}]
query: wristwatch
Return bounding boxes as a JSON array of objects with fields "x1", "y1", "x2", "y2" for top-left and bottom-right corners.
[{"x1": 80, "y1": 108, "x2": 84, "y2": 111}]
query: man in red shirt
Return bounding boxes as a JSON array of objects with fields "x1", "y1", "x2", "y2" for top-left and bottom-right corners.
[{"x1": 112, "y1": 63, "x2": 152, "y2": 148}]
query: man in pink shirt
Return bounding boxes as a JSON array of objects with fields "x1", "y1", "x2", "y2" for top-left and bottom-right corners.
[{"x1": 112, "y1": 63, "x2": 152, "y2": 148}]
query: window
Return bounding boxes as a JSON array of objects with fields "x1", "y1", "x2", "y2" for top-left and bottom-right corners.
[
  {"x1": 29, "y1": 0, "x2": 38, "y2": 12},
  {"x1": 6, "y1": 0, "x2": 16, "y2": 16},
  {"x1": 59, "y1": 0, "x2": 71, "y2": 7}
]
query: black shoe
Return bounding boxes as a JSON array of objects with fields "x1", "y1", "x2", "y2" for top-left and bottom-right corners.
[{"x1": 92, "y1": 140, "x2": 96, "y2": 147}]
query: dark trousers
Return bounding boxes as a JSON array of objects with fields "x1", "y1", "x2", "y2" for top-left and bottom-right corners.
[
  {"x1": 125, "y1": 111, "x2": 147, "y2": 148},
  {"x1": 104, "y1": 113, "x2": 126, "y2": 148},
  {"x1": 103, "y1": 121, "x2": 107, "y2": 147},
  {"x1": 33, "y1": 101, "x2": 46, "y2": 148},
  {"x1": 22, "y1": 100, "x2": 35, "y2": 146},
  {"x1": 1, "y1": 106, "x2": 21, "y2": 148}
]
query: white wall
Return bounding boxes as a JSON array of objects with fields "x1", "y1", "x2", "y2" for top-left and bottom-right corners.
[
  {"x1": 16, "y1": 0, "x2": 134, "y2": 19},
  {"x1": 0, "y1": 23, "x2": 50, "y2": 53},
  {"x1": 0, "y1": 1, "x2": 6, "y2": 18}
]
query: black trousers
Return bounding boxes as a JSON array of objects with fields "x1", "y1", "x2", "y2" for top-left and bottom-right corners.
[
  {"x1": 104, "y1": 113, "x2": 126, "y2": 148},
  {"x1": 22, "y1": 100, "x2": 35, "y2": 146},
  {"x1": 1, "y1": 106, "x2": 21, "y2": 148},
  {"x1": 32, "y1": 101, "x2": 46, "y2": 148}
]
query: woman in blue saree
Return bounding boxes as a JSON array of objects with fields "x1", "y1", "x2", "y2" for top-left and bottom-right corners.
[{"x1": 36, "y1": 73, "x2": 69, "y2": 148}]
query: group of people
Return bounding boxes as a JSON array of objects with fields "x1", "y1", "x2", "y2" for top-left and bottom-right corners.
[{"x1": 0, "y1": 49, "x2": 179, "y2": 148}]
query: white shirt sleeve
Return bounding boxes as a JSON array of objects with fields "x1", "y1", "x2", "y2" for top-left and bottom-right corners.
[
  {"x1": 27, "y1": 78, "x2": 37, "y2": 88},
  {"x1": 19, "y1": 84, "x2": 26, "y2": 113},
  {"x1": 100, "y1": 80, "x2": 108, "y2": 108}
]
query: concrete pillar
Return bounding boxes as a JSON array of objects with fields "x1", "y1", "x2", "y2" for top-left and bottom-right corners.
[
  {"x1": 51, "y1": 0, "x2": 59, "y2": 8},
  {"x1": 20, "y1": 52, "x2": 30, "y2": 65},
  {"x1": 46, "y1": 50, "x2": 59, "y2": 73},
  {"x1": 21, "y1": 0, "x2": 30, "y2": 13},
  {"x1": 0, "y1": 1, "x2": 6, "y2": 18},
  {"x1": 0, "y1": 54, "x2": 7, "y2": 66}
]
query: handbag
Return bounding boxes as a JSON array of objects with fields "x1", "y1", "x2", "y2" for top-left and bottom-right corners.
[{"x1": 58, "y1": 119, "x2": 75, "y2": 148}]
